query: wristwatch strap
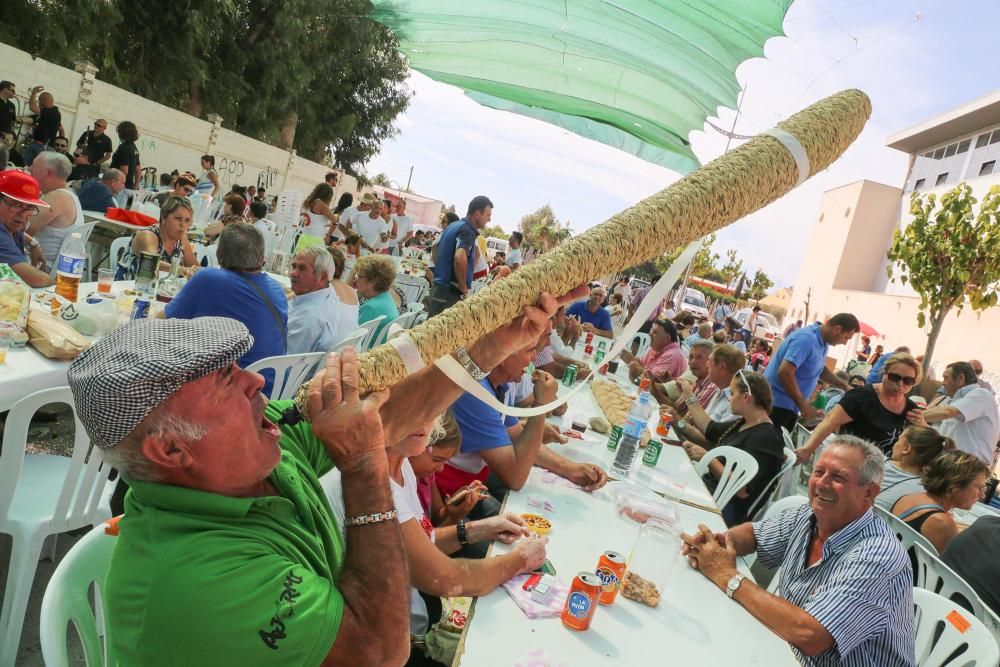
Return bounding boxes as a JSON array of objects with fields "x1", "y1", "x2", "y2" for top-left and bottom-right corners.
[
  {"x1": 457, "y1": 519, "x2": 470, "y2": 546},
  {"x1": 453, "y1": 346, "x2": 487, "y2": 381},
  {"x1": 726, "y1": 573, "x2": 746, "y2": 599},
  {"x1": 345, "y1": 509, "x2": 398, "y2": 527}
]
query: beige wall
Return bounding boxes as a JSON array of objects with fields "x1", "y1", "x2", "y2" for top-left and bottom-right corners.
[
  {"x1": 0, "y1": 42, "x2": 331, "y2": 197},
  {"x1": 832, "y1": 180, "x2": 903, "y2": 292}
]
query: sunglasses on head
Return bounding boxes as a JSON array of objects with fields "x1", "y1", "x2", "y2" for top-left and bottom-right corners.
[
  {"x1": 885, "y1": 371, "x2": 916, "y2": 386},
  {"x1": 736, "y1": 369, "x2": 753, "y2": 398}
]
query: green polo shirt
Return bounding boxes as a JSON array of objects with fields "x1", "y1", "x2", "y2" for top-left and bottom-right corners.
[{"x1": 105, "y1": 401, "x2": 344, "y2": 666}]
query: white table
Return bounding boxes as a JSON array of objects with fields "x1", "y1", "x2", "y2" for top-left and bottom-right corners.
[{"x1": 456, "y1": 376, "x2": 798, "y2": 666}]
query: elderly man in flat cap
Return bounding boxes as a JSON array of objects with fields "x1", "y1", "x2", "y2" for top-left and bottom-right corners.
[{"x1": 68, "y1": 286, "x2": 584, "y2": 666}]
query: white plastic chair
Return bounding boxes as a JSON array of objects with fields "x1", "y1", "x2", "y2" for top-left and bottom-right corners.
[
  {"x1": 39, "y1": 522, "x2": 117, "y2": 667},
  {"x1": 195, "y1": 243, "x2": 219, "y2": 268},
  {"x1": 745, "y1": 494, "x2": 809, "y2": 575},
  {"x1": 355, "y1": 315, "x2": 386, "y2": 352},
  {"x1": 913, "y1": 543, "x2": 1000, "y2": 647},
  {"x1": 272, "y1": 190, "x2": 305, "y2": 228},
  {"x1": 874, "y1": 505, "x2": 940, "y2": 557},
  {"x1": 247, "y1": 352, "x2": 326, "y2": 401},
  {"x1": 406, "y1": 302, "x2": 425, "y2": 314},
  {"x1": 630, "y1": 332, "x2": 651, "y2": 358},
  {"x1": 330, "y1": 327, "x2": 368, "y2": 353},
  {"x1": 747, "y1": 447, "x2": 797, "y2": 520},
  {"x1": 694, "y1": 445, "x2": 759, "y2": 512},
  {"x1": 913, "y1": 587, "x2": 1000, "y2": 667},
  {"x1": 0, "y1": 388, "x2": 115, "y2": 666},
  {"x1": 246, "y1": 352, "x2": 327, "y2": 401},
  {"x1": 393, "y1": 310, "x2": 421, "y2": 331},
  {"x1": 395, "y1": 274, "x2": 429, "y2": 304},
  {"x1": 108, "y1": 235, "x2": 132, "y2": 271}
]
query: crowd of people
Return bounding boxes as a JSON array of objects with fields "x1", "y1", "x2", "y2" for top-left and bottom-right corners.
[{"x1": 4, "y1": 81, "x2": 1000, "y2": 667}]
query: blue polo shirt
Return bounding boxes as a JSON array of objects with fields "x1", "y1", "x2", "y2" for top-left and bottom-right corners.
[
  {"x1": 0, "y1": 225, "x2": 27, "y2": 266},
  {"x1": 866, "y1": 355, "x2": 888, "y2": 384},
  {"x1": 452, "y1": 378, "x2": 520, "y2": 453},
  {"x1": 764, "y1": 323, "x2": 828, "y2": 412},
  {"x1": 566, "y1": 300, "x2": 613, "y2": 332},
  {"x1": 432, "y1": 218, "x2": 478, "y2": 287}
]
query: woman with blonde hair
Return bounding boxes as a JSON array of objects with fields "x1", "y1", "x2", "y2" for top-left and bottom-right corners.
[
  {"x1": 876, "y1": 426, "x2": 955, "y2": 510},
  {"x1": 796, "y1": 353, "x2": 927, "y2": 462},
  {"x1": 891, "y1": 450, "x2": 990, "y2": 552},
  {"x1": 115, "y1": 196, "x2": 198, "y2": 279}
]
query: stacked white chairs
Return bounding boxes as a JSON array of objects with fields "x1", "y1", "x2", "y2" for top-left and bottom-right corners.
[
  {"x1": 39, "y1": 522, "x2": 117, "y2": 667},
  {"x1": 0, "y1": 388, "x2": 115, "y2": 665},
  {"x1": 694, "y1": 445, "x2": 759, "y2": 512}
]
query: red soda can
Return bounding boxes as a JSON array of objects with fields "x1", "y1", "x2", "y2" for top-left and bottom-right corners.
[
  {"x1": 656, "y1": 412, "x2": 673, "y2": 436},
  {"x1": 561, "y1": 572, "x2": 603, "y2": 631},
  {"x1": 598, "y1": 362, "x2": 609, "y2": 375},
  {"x1": 596, "y1": 551, "x2": 627, "y2": 605},
  {"x1": 584, "y1": 344, "x2": 594, "y2": 358},
  {"x1": 585, "y1": 332, "x2": 594, "y2": 345}
]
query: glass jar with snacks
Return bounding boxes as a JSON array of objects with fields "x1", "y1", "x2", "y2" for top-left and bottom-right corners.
[{"x1": 621, "y1": 518, "x2": 681, "y2": 608}]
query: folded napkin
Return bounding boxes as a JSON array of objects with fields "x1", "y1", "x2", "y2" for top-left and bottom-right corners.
[{"x1": 502, "y1": 574, "x2": 569, "y2": 619}]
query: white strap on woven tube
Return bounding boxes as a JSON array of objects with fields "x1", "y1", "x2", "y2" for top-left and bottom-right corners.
[
  {"x1": 764, "y1": 128, "x2": 810, "y2": 186},
  {"x1": 387, "y1": 327, "x2": 426, "y2": 375},
  {"x1": 432, "y1": 239, "x2": 703, "y2": 417}
]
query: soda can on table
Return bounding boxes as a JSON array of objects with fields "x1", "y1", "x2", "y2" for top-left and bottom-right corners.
[
  {"x1": 596, "y1": 551, "x2": 627, "y2": 605},
  {"x1": 598, "y1": 340, "x2": 607, "y2": 351},
  {"x1": 594, "y1": 349, "x2": 605, "y2": 365},
  {"x1": 584, "y1": 344, "x2": 594, "y2": 361},
  {"x1": 562, "y1": 364, "x2": 578, "y2": 387},
  {"x1": 561, "y1": 572, "x2": 603, "y2": 631},
  {"x1": 656, "y1": 412, "x2": 673, "y2": 437},
  {"x1": 585, "y1": 332, "x2": 594, "y2": 346},
  {"x1": 130, "y1": 297, "x2": 150, "y2": 320},
  {"x1": 642, "y1": 439, "x2": 664, "y2": 467},
  {"x1": 606, "y1": 424, "x2": 624, "y2": 452}
]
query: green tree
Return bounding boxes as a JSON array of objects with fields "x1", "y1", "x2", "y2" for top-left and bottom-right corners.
[
  {"x1": 721, "y1": 249, "x2": 744, "y2": 290},
  {"x1": 481, "y1": 224, "x2": 508, "y2": 240},
  {"x1": 0, "y1": 0, "x2": 410, "y2": 172},
  {"x1": 519, "y1": 204, "x2": 571, "y2": 252},
  {"x1": 370, "y1": 172, "x2": 393, "y2": 187},
  {"x1": 747, "y1": 269, "x2": 774, "y2": 302},
  {"x1": 887, "y1": 184, "x2": 1000, "y2": 371}
]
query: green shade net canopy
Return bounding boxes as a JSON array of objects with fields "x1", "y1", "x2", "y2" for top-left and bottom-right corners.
[{"x1": 371, "y1": 0, "x2": 794, "y2": 174}]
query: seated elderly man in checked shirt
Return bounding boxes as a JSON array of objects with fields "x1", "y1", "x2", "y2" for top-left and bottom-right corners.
[
  {"x1": 682, "y1": 435, "x2": 915, "y2": 666},
  {"x1": 65, "y1": 286, "x2": 583, "y2": 666}
]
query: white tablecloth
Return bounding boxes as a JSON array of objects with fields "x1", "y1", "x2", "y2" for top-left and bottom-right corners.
[{"x1": 457, "y1": 372, "x2": 798, "y2": 666}]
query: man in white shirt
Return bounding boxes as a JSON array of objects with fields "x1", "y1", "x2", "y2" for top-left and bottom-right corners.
[
  {"x1": 354, "y1": 197, "x2": 389, "y2": 255},
  {"x1": 665, "y1": 344, "x2": 743, "y2": 447},
  {"x1": 341, "y1": 193, "x2": 376, "y2": 235},
  {"x1": 390, "y1": 198, "x2": 414, "y2": 255},
  {"x1": 373, "y1": 198, "x2": 394, "y2": 254},
  {"x1": 286, "y1": 246, "x2": 346, "y2": 354},
  {"x1": 506, "y1": 231, "x2": 523, "y2": 270},
  {"x1": 924, "y1": 361, "x2": 1000, "y2": 466}
]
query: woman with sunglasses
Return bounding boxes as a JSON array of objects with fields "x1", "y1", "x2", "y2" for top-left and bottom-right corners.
[
  {"x1": 151, "y1": 172, "x2": 197, "y2": 206},
  {"x1": 681, "y1": 370, "x2": 785, "y2": 526},
  {"x1": 795, "y1": 352, "x2": 927, "y2": 463}
]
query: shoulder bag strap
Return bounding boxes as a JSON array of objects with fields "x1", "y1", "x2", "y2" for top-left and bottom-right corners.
[{"x1": 234, "y1": 272, "x2": 287, "y2": 347}]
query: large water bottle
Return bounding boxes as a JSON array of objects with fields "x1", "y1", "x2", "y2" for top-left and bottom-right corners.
[
  {"x1": 54, "y1": 231, "x2": 87, "y2": 302},
  {"x1": 611, "y1": 390, "x2": 653, "y2": 478}
]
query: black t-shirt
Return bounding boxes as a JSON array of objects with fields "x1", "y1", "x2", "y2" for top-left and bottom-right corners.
[
  {"x1": 941, "y1": 515, "x2": 1000, "y2": 616},
  {"x1": 111, "y1": 141, "x2": 140, "y2": 189},
  {"x1": 836, "y1": 385, "x2": 916, "y2": 455},
  {"x1": 77, "y1": 130, "x2": 113, "y2": 165},
  {"x1": 0, "y1": 99, "x2": 15, "y2": 135},
  {"x1": 703, "y1": 419, "x2": 785, "y2": 526},
  {"x1": 36, "y1": 106, "x2": 61, "y2": 144}
]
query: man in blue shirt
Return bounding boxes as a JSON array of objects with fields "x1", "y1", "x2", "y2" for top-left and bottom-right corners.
[
  {"x1": 427, "y1": 195, "x2": 492, "y2": 316},
  {"x1": 764, "y1": 313, "x2": 858, "y2": 432},
  {"x1": 0, "y1": 170, "x2": 55, "y2": 287},
  {"x1": 77, "y1": 169, "x2": 125, "y2": 212},
  {"x1": 165, "y1": 223, "x2": 287, "y2": 370},
  {"x1": 565, "y1": 285, "x2": 614, "y2": 338}
]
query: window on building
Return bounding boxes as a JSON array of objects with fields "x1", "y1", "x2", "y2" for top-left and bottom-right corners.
[
  {"x1": 935, "y1": 172, "x2": 949, "y2": 186},
  {"x1": 976, "y1": 134, "x2": 990, "y2": 149},
  {"x1": 991, "y1": 131, "x2": 1000, "y2": 145},
  {"x1": 957, "y1": 139, "x2": 971, "y2": 154},
  {"x1": 944, "y1": 143, "x2": 957, "y2": 158},
  {"x1": 914, "y1": 178, "x2": 926, "y2": 190},
  {"x1": 979, "y1": 160, "x2": 995, "y2": 177},
  {"x1": 933, "y1": 148, "x2": 945, "y2": 160}
]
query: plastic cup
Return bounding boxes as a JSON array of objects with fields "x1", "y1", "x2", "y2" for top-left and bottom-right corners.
[{"x1": 98, "y1": 268, "x2": 115, "y2": 294}]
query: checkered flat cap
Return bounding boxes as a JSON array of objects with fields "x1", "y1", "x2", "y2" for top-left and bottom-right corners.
[{"x1": 67, "y1": 317, "x2": 254, "y2": 449}]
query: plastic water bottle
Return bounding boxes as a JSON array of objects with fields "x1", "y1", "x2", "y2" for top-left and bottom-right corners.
[
  {"x1": 611, "y1": 390, "x2": 653, "y2": 478},
  {"x1": 54, "y1": 232, "x2": 87, "y2": 302}
]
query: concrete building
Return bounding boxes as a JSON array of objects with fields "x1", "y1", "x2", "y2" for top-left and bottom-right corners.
[{"x1": 786, "y1": 90, "x2": 1000, "y2": 384}]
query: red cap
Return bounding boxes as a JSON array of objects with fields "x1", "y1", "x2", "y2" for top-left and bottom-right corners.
[{"x1": 0, "y1": 171, "x2": 50, "y2": 208}]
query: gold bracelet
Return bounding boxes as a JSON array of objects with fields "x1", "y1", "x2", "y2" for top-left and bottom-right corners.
[{"x1": 345, "y1": 509, "x2": 398, "y2": 527}]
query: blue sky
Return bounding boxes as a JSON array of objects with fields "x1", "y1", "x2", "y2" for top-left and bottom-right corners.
[{"x1": 365, "y1": 0, "x2": 997, "y2": 288}]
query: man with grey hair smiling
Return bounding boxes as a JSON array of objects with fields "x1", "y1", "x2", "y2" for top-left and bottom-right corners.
[
  {"x1": 287, "y1": 245, "x2": 358, "y2": 354},
  {"x1": 682, "y1": 435, "x2": 915, "y2": 666}
]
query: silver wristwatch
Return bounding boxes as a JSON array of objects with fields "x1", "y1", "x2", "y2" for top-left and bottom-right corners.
[
  {"x1": 453, "y1": 346, "x2": 487, "y2": 381},
  {"x1": 726, "y1": 573, "x2": 746, "y2": 599}
]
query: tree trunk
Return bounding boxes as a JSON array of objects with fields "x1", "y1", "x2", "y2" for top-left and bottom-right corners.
[
  {"x1": 922, "y1": 309, "x2": 950, "y2": 374},
  {"x1": 278, "y1": 110, "x2": 298, "y2": 150},
  {"x1": 186, "y1": 79, "x2": 203, "y2": 117}
]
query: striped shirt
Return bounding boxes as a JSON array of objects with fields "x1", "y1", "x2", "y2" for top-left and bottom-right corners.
[{"x1": 753, "y1": 504, "x2": 915, "y2": 666}]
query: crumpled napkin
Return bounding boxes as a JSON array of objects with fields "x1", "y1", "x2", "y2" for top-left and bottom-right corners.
[{"x1": 502, "y1": 573, "x2": 569, "y2": 619}]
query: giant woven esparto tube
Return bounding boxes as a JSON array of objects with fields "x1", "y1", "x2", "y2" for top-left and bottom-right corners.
[{"x1": 299, "y1": 89, "x2": 870, "y2": 410}]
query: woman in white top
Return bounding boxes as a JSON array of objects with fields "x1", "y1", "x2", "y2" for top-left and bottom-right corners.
[
  {"x1": 876, "y1": 425, "x2": 956, "y2": 511},
  {"x1": 300, "y1": 183, "x2": 348, "y2": 245},
  {"x1": 387, "y1": 412, "x2": 547, "y2": 636},
  {"x1": 328, "y1": 246, "x2": 359, "y2": 343},
  {"x1": 196, "y1": 155, "x2": 221, "y2": 198}
]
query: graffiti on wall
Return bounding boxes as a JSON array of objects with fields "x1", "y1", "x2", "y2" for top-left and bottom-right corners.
[
  {"x1": 217, "y1": 156, "x2": 281, "y2": 192},
  {"x1": 257, "y1": 166, "x2": 279, "y2": 191}
]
